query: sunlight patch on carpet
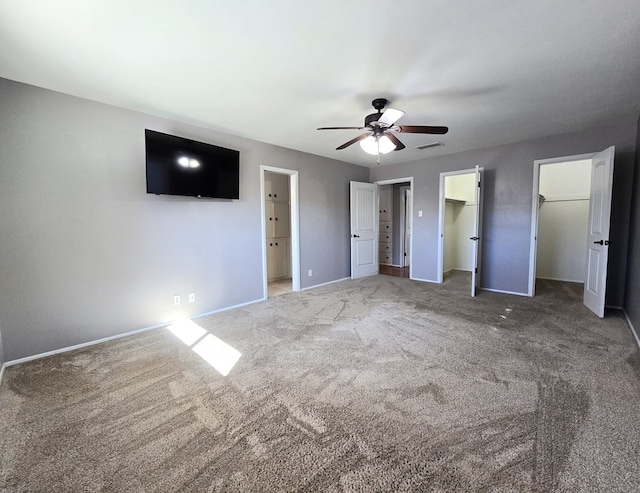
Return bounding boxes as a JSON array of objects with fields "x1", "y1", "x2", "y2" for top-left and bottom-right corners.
[{"x1": 167, "y1": 318, "x2": 241, "y2": 376}]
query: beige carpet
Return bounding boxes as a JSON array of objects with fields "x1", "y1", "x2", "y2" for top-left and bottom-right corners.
[{"x1": 1, "y1": 272, "x2": 639, "y2": 492}]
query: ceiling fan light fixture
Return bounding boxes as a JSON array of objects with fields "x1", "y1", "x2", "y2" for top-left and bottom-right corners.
[{"x1": 360, "y1": 135, "x2": 396, "y2": 155}]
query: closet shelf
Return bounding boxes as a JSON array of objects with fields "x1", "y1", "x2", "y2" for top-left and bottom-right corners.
[{"x1": 445, "y1": 198, "x2": 466, "y2": 206}]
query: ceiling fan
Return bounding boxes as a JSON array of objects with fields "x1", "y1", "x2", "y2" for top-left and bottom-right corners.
[{"x1": 317, "y1": 98, "x2": 448, "y2": 162}]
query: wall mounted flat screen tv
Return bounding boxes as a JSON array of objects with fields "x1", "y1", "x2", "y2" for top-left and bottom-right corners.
[{"x1": 145, "y1": 129, "x2": 240, "y2": 199}]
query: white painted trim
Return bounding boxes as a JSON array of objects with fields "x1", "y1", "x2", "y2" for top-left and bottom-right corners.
[
  {"x1": 528, "y1": 152, "x2": 597, "y2": 296},
  {"x1": 4, "y1": 323, "x2": 164, "y2": 367},
  {"x1": 300, "y1": 276, "x2": 350, "y2": 291},
  {"x1": 398, "y1": 185, "x2": 409, "y2": 268},
  {"x1": 375, "y1": 177, "x2": 413, "y2": 186},
  {"x1": 409, "y1": 276, "x2": 440, "y2": 284},
  {"x1": 4, "y1": 297, "x2": 264, "y2": 368},
  {"x1": 261, "y1": 166, "x2": 301, "y2": 297},
  {"x1": 191, "y1": 297, "x2": 264, "y2": 319},
  {"x1": 536, "y1": 276, "x2": 584, "y2": 283},
  {"x1": 479, "y1": 287, "x2": 529, "y2": 297},
  {"x1": 623, "y1": 309, "x2": 640, "y2": 349},
  {"x1": 0, "y1": 363, "x2": 6, "y2": 386}
]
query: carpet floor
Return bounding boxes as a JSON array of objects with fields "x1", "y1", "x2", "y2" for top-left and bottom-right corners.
[{"x1": 1, "y1": 272, "x2": 639, "y2": 492}]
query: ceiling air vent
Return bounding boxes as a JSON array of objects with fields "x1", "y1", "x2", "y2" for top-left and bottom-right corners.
[{"x1": 415, "y1": 142, "x2": 443, "y2": 150}]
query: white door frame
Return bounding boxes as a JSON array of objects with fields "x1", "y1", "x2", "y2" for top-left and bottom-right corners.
[
  {"x1": 471, "y1": 165, "x2": 482, "y2": 297},
  {"x1": 401, "y1": 187, "x2": 412, "y2": 267},
  {"x1": 374, "y1": 177, "x2": 414, "y2": 277},
  {"x1": 437, "y1": 168, "x2": 483, "y2": 284},
  {"x1": 527, "y1": 152, "x2": 597, "y2": 297},
  {"x1": 260, "y1": 165, "x2": 300, "y2": 298}
]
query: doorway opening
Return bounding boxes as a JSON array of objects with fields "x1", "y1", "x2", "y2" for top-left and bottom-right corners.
[
  {"x1": 528, "y1": 147, "x2": 615, "y2": 317},
  {"x1": 376, "y1": 178, "x2": 412, "y2": 279},
  {"x1": 535, "y1": 159, "x2": 591, "y2": 287},
  {"x1": 261, "y1": 166, "x2": 300, "y2": 298},
  {"x1": 437, "y1": 167, "x2": 483, "y2": 296}
]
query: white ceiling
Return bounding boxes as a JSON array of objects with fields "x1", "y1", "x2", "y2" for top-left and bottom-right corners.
[{"x1": 1, "y1": 0, "x2": 640, "y2": 167}]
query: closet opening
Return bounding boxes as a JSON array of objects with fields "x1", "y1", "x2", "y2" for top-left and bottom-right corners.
[
  {"x1": 376, "y1": 180, "x2": 412, "y2": 278},
  {"x1": 528, "y1": 147, "x2": 614, "y2": 317},
  {"x1": 437, "y1": 166, "x2": 483, "y2": 296},
  {"x1": 534, "y1": 159, "x2": 591, "y2": 290},
  {"x1": 261, "y1": 166, "x2": 300, "y2": 299}
]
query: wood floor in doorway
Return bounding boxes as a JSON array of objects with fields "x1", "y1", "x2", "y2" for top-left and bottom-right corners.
[{"x1": 379, "y1": 265, "x2": 410, "y2": 278}]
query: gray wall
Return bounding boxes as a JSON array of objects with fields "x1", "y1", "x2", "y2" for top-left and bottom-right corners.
[
  {"x1": 624, "y1": 117, "x2": 640, "y2": 336},
  {"x1": 0, "y1": 78, "x2": 368, "y2": 361},
  {"x1": 370, "y1": 121, "x2": 637, "y2": 301}
]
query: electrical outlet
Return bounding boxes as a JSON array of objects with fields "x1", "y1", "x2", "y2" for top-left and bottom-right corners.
[
  {"x1": 188, "y1": 293, "x2": 195, "y2": 303},
  {"x1": 173, "y1": 295, "x2": 181, "y2": 305},
  {"x1": 418, "y1": 210, "x2": 423, "y2": 217},
  {"x1": 308, "y1": 269, "x2": 313, "y2": 277}
]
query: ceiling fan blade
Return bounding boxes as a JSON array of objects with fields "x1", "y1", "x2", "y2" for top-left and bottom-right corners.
[
  {"x1": 378, "y1": 108, "x2": 405, "y2": 126},
  {"x1": 317, "y1": 126, "x2": 365, "y2": 130},
  {"x1": 385, "y1": 133, "x2": 405, "y2": 151},
  {"x1": 397, "y1": 125, "x2": 449, "y2": 134},
  {"x1": 336, "y1": 133, "x2": 371, "y2": 150}
]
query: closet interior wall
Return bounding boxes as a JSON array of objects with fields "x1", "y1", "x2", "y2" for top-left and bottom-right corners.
[
  {"x1": 443, "y1": 173, "x2": 476, "y2": 273},
  {"x1": 536, "y1": 160, "x2": 591, "y2": 283}
]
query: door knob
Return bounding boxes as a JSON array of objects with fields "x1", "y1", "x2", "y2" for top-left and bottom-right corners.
[
  {"x1": 594, "y1": 240, "x2": 603, "y2": 245},
  {"x1": 470, "y1": 236, "x2": 479, "y2": 241},
  {"x1": 352, "y1": 234, "x2": 360, "y2": 238}
]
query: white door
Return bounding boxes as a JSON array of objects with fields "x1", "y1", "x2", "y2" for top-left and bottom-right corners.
[
  {"x1": 350, "y1": 181, "x2": 379, "y2": 279},
  {"x1": 471, "y1": 165, "x2": 482, "y2": 297},
  {"x1": 404, "y1": 189, "x2": 412, "y2": 267},
  {"x1": 583, "y1": 146, "x2": 615, "y2": 317}
]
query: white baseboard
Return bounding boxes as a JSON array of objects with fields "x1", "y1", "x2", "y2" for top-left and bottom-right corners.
[
  {"x1": 4, "y1": 323, "x2": 166, "y2": 368},
  {"x1": 623, "y1": 309, "x2": 640, "y2": 350},
  {"x1": 4, "y1": 297, "x2": 265, "y2": 369},
  {"x1": 479, "y1": 287, "x2": 529, "y2": 297},
  {"x1": 409, "y1": 276, "x2": 440, "y2": 283},
  {"x1": 192, "y1": 297, "x2": 264, "y2": 319},
  {"x1": 536, "y1": 276, "x2": 584, "y2": 283},
  {"x1": 301, "y1": 277, "x2": 350, "y2": 291}
]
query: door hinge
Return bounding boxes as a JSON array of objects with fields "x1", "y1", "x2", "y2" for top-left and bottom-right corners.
[{"x1": 475, "y1": 268, "x2": 478, "y2": 274}]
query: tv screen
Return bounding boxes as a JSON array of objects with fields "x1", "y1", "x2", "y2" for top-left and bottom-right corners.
[{"x1": 145, "y1": 129, "x2": 240, "y2": 199}]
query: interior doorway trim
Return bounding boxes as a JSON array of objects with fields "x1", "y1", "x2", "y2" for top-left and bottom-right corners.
[
  {"x1": 374, "y1": 177, "x2": 414, "y2": 278},
  {"x1": 399, "y1": 186, "x2": 411, "y2": 268},
  {"x1": 260, "y1": 165, "x2": 300, "y2": 299},
  {"x1": 437, "y1": 167, "x2": 483, "y2": 284},
  {"x1": 527, "y1": 152, "x2": 596, "y2": 297}
]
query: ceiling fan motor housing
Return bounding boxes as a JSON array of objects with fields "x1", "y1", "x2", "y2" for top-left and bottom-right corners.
[
  {"x1": 365, "y1": 112, "x2": 381, "y2": 127},
  {"x1": 364, "y1": 98, "x2": 389, "y2": 128}
]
